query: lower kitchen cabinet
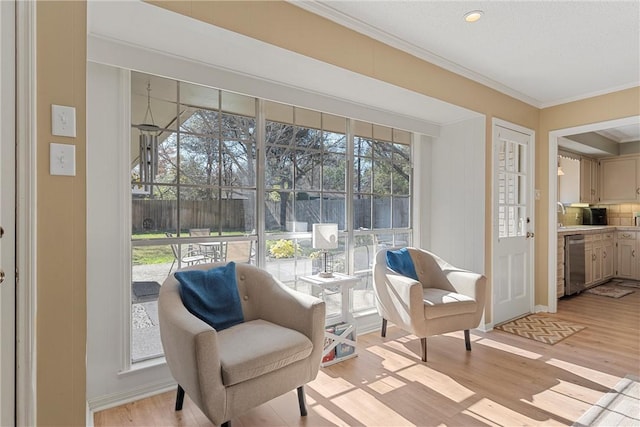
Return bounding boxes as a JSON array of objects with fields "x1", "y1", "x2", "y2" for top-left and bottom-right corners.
[
  {"x1": 557, "y1": 236, "x2": 565, "y2": 297},
  {"x1": 602, "y1": 235, "x2": 614, "y2": 279},
  {"x1": 616, "y1": 231, "x2": 639, "y2": 280},
  {"x1": 585, "y1": 233, "x2": 613, "y2": 287}
]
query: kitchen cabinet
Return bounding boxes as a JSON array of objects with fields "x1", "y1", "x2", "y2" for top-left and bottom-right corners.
[
  {"x1": 585, "y1": 234, "x2": 601, "y2": 286},
  {"x1": 616, "y1": 231, "x2": 639, "y2": 280},
  {"x1": 599, "y1": 155, "x2": 640, "y2": 203},
  {"x1": 602, "y1": 235, "x2": 614, "y2": 279},
  {"x1": 585, "y1": 231, "x2": 614, "y2": 288},
  {"x1": 557, "y1": 236, "x2": 565, "y2": 297},
  {"x1": 580, "y1": 157, "x2": 599, "y2": 204}
]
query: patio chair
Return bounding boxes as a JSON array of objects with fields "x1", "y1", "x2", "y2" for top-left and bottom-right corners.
[
  {"x1": 167, "y1": 232, "x2": 209, "y2": 272},
  {"x1": 225, "y1": 240, "x2": 253, "y2": 264}
]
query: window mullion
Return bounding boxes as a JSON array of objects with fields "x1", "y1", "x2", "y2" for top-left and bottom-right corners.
[
  {"x1": 256, "y1": 98, "x2": 266, "y2": 268},
  {"x1": 346, "y1": 118, "x2": 355, "y2": 274}
]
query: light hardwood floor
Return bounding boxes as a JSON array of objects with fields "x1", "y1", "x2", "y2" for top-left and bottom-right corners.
[{"x1": 95, "y1": 288, "x2": 639, "y2": 426}]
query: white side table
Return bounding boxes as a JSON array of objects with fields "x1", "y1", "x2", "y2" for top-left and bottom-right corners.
[{"x1": 299, "y1": 273, "x2": 359, "y2": 366}]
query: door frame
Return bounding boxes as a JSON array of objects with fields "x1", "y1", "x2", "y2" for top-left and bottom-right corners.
[
  {"x1": 491, "y1": 118, "x2": 535, "y2": 326},
  {"x1": 546, "y1": 115, "x2": 640, "y2": 313},
  {"x1": 0, "y1": 1, "x2": 16, "y2": 424},
  {"x1": 15, "y1": 1, "x2": 37, "y2": 425}
]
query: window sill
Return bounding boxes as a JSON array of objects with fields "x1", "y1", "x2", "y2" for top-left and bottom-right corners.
[{"x1": 118, "y1": 356, "x2": 167, "y2": 377}]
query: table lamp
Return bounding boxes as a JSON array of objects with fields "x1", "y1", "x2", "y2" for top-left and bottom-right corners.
[{"x1": 312, "y1": 223, "x2": 338, "y2": 278}]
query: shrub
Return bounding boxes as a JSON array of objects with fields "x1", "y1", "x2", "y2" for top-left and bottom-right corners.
[{"x1": 268, "y1": 239, "x2": 300, "y2": 259}]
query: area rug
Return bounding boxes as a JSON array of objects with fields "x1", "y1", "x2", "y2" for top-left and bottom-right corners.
[
  {"x1": 617, "y1": 281, "x2": 640, "y2": 289},
  {"x1": 132, "y1": 280, "x2": 161, "y2": 303},
  {"x1": 585, "y1": 284, "x2": 634, "y2": 299},
  {"x1": 495, "y1": 314, "x2": 586, "y2": 345},
  {"x1": 573, "y1": 374, "x2": 640, "y2": 426}
]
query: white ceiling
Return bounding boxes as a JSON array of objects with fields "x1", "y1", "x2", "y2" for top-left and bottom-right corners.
[
  {"x1": 595, "y1": 125, "x2": 640, "y2": 143},
  {"x1": 294, "y1": 0, "x2": 640, "y2": 109}
]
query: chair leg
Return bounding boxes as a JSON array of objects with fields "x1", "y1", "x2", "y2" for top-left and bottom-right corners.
[
  {"x1": 297, "y1": 385, "x2": 308, "y2": 417},
  {"x1": 420, "y1": 337, "x2": 427, "y2": 362},
  {"x1": 464, "y1": 329, "x2": 471, "y2": 351},
  {"x1": 175, "y1": 385, "x2": 185, "y2": 411},
  {"x1": 381, "y1": 318, "x2": 387, "y2": 337}
]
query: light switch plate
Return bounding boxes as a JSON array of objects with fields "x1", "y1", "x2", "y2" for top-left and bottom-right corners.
[
  {"x1": 50, "y1": 143, "x2": 76, "y2": 176},
  {"x1": 51, "y1": 104, "x2": 76, "y2": 137}
]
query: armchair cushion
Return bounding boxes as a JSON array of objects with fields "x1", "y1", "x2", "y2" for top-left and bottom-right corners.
[
  {"x1": 423, "y1": 288, "x2": 477, "y2": 320},
  {"x1": 386, "y1": 247, "x2": 419, "y2": 280},
  {"x1": 175, "y1": 261, "x2": 244, "y2": 331},
  {"x1": 218, "y1": 319, "x2": 313, "y2": 386}
]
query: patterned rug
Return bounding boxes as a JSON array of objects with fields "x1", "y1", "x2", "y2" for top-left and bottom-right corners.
[
  {"x1": 573, "y1": 374, "x2": 640, "y2": 426},
  {"x1": 495, "y1": 314, "x2": 586, "y2": 345},
  {"x1": 585, "y1": 285, "x2": 634, "y2": 299},
  {"x1": 616, "y1": 281, "x2": 640, "y2": 289}
]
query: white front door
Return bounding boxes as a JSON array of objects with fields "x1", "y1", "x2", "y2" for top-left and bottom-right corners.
[
  {"x1": 492, "y1": 120, "x2": 534, "y2": 325},
  {"x1": 0, "y1": 1, "x2": 16, "y2": 425}
]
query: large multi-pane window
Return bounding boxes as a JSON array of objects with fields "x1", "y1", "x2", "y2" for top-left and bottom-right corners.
[
  {"x1": 263, "y1": 102, "x2": 348, "y2": 293},
  {"x1": 129, "y1": 73, "x2": 257, "y2": 362},
  {"x1": 129, "y1": 72, "x2": 412, "y2": 363},
  {"x1": 352, "y1": 122, "x2": 413, "y2": 311}
]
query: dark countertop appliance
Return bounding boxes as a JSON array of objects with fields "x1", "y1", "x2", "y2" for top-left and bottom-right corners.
[{"x1": 582, "y1": 207, "x2": 607, "y2": 225}]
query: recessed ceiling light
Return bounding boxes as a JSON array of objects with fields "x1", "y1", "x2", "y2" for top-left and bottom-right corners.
[{"x1": 464, "y1": 10, "x2": 484, "y2": 23}]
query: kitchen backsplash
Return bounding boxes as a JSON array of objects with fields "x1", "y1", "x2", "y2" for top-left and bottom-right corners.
[
  {"x1": 599, "y1": 203, "x2": 640, "y2": 226},
  {"x1": 558, "y1": 203, "x2": 640, "y2": 226}
]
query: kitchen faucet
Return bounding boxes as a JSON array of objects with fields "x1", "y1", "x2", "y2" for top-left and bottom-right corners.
[
  {"x1": 557, "y1": 202, "x2": 566, "y2": 228},
  {"x1": 557, "y1": 202, "x2": 566, "y2": 215}
]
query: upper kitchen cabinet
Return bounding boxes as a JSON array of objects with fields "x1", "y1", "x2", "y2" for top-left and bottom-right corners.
[
  {"x1": 599, "y1": 154, "x2": 640, "y2": 203},
  {"x1": 580, "y1": 156, "x2": 599, "y2": 204},
  {"x1": 558, "y1": 154, "x2": 581, "y2": 204}
]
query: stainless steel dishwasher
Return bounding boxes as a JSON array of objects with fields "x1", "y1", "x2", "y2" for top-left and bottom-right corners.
[{"x1": 565, "y1": 234, "x2": 585, "y2": 295}]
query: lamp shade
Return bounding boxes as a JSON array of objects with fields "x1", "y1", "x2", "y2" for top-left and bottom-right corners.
[{"x1": 312, "y1": 223, "x2": 338, "y2": 249}]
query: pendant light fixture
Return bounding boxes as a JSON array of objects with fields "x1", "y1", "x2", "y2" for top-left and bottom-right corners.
[{"x1": 138, "y1": 81, "x2": 160, "y2": 190}]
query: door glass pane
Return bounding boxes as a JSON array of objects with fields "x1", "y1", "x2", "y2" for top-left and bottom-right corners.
[{"x1": 518, "y1": 175, "x2": 526, "y2": 205}]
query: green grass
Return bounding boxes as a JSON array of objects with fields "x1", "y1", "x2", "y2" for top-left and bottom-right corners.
[
  {"x1": 132, "y1": 246, "x2": 173, "y2": 265},
  {"x1": 131, "y1": 231, "x2": 247, "y2": 265}
]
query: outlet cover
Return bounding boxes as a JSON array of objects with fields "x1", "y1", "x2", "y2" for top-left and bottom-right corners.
[
  {"x1": 51, "y1": 104, "x2": 76, "y2": 137},
  {"x1": 50, "y1": 143, "x2": 76, "y2": 176}
]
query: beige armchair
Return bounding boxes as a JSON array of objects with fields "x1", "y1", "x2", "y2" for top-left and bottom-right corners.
[
  {"x1": 373, "y1": 247, "x2": 487, "y2": 362},
  {"x1": 158, "y1": 262, "x2": 326, "y2": 426}
]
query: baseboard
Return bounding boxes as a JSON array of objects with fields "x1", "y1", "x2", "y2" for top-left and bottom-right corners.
[
  {"x1": 534, "y1": 305, "x2": 549, "y2": 313},
  {"x1": 87, "y1": 378, "x2": 176, "y2": 414}
]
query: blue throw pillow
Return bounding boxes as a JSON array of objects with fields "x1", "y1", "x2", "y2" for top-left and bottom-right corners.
[
  {"x1": 386, "y1": 248, "x2": 419, "y2": 281},
  {"x1": 175, "y1": 262, "x2": 244, "y2": 331}
]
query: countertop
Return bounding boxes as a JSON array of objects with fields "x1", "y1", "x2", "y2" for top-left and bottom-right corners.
[{"x1": 557, "y1": 225, "x2": 640, "y2": 236}]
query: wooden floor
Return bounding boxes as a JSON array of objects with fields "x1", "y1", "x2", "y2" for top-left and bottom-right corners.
[{"x1": 94, "y1": 288, "x2": 640, "y2": 427}]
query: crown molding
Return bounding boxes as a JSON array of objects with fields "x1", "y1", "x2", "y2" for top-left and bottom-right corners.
[{"x1": 291, "y1": 1, "x2": 543, "y2": 108}]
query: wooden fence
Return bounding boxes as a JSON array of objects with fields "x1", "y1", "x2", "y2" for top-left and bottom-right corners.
[{"x1": 132, "y1": 198, "x2": 408, "y2": 233}]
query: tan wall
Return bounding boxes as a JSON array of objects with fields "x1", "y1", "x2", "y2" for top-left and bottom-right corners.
[
  {"x1": 30, "y1": 1, "x2": 637, "y2": 423},
  {"x1": 36, "y1": 1, "x2": 87, "y2": 425},
  {"x1": 536, "y1": 87, "x2": 640, "y2": 304}
]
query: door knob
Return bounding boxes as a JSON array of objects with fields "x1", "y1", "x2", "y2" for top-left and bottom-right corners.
[
  {"x1": 0, "y1": 269, "x2": 4, "y2": 285},
  {"x1": 0, "y1": 226, "x2": 3, "y2": 238},
  {"x1": 526, "y1": 232, "x2": 535, "y2": 238}
]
